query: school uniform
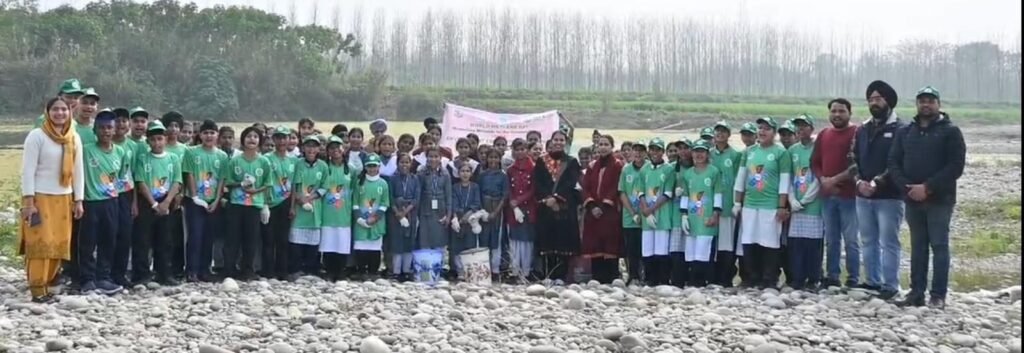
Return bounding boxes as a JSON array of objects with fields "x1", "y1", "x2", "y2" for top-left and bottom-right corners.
[
  {"x1": 450, "y1": 181, "x2": 482, "y2": 276},
  {"x1": 290, "y1": 158, "x2": 328, "y2": 276},
  {"x1": 352, "y1": 173, "x2": 390, "y2": 274},
  {"x1": 79, "y1": 142, "x2": 128, "y2": 289},
  {"x1": 477, "y1": 168, "x2": 508, "y2": 274},
  {"x1": 319, "y1": 163, "x2": 355, "y2": 276},
  {"x1": 131, "y1": 150, "x2": 183, "y2": 284},
  {"x1": 111, "y1": 138, "x2": 138, "y2": 286},
  {"x1": 506, "y1": 158, "x2": 537, "y2": 279},
  {"x1": 221, "y1": 154, "x2": 273, "y2": 279},
  {"x1": 417, "y1": 167, "x2": 452, "y2": 250},
  {"x1": 387, "y1": 172, "x2": 420, "y2": 276},
  {"x1": 378, "y1": 153, "x2": 397, "y2": 274},
  {"x1": 786, "y1": 140, "x2": 824, "y2": 289},
  {"x1": 680, "y1": 165, "x2": 723, "y2": 287},
  {"x1": 640, "y1": 160, "x2": 676, "y2": 285},
  {"x1": 181, "y1": 146, "x2": 228, "y2": 279},
  {"x1": 710, "y1": 145, "x2": 743, "y2": 287},
  {"x1": 669, "y1": 162, "x2": 689, "y2": 287},
  {"x1": 265, "y1": 152, "x2": 299, "y2": 277},
  {"x1": 735, "y1": 143, "x2": 791, "y2": 288},
  {"x1": 163, "y1": 142, "x2": 189, "y2": 278},
  {"x1": 619, "y1": 161, "x2": 647, "y2": 284}
]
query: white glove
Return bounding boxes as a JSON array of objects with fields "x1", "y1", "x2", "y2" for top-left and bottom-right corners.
[
  {"x1": 399, "y1": 217, "x2": 410, "y2": 228},
  {"x1": 241, "y1": 179, "x2": 253, "y2": 188},
  {"x1": 790, "y1": 200, "x2": 804, "y2": 213},
  {"x1": 192, "y1": 197, "x2": 209, "y2": 209},
  {"x1": 451, "y1": 218, "x2": 461, "y2": 232},
  {"x1": 732, "y1": 203, "x2": 742, "y2": 218},
  {"x1": 357, "y1": 218, "x2": 369, "y2": 228},
  {"x1": 302, "y1": 202, "x2": 313, "y2": 211},
  {"x1": 514, "y1": 207, "x2": 525, "y2": 223},
  {"x1": 471, "y1": 222, "x2": 483, "y2": 235},
  {"x1": 480, "y1": 210, "x2": 491, "y2": 222},
  {"x1": 632, "y1": 214, "x2": 640, "y2": 225},
  {"x1": 675, "y1": 187, "x2": 684, "y2": 198},
  {"x1": 645, "y1": 215, "x2": 657, "y2": 228},
  {"x1": 260, "y1": 206, "x2": 270, "y2": 224},
  {"x1": 681, "y1": 215, "x2": 690, "y2": 233}
]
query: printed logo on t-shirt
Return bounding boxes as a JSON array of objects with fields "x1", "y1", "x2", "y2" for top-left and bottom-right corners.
[
  {"x1": 794, "y1": 167, "x2": 813, "y2": 194},
  {"x1": 273, "y1": 175, "x2": 291, "y2": 199},
  {"x1": 703, "y1": 177, "x2": 712, "y2": 187},
  {"x1": 724, "y1": 159, "x2": 733, "y2": 167},
  {"x1": 325, "y1": 185, "x2": 347, "y2": 209},
  {"x1": 152, "y1": 176, "x2": 169, "y2": 199},
  {"x1": 98, "y1": 173, "x2": 118, "y2": 197},
  {"x1": 198, "y1": 172, "x2": 217, "y2": 198},
  {"x1": 748, "y1": 165, "x2": 766, "y2": 192},
  {"x1": 767, "y1": 153, "x2": 776, "y2": 161},
  {"x1": 690, "y1": 191, "x2": 706, "y2": 216}
]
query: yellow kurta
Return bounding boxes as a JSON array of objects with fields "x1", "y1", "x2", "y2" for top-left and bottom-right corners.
[{"x1": 19, "y1": 193, "x2": 73, "y2": 297}]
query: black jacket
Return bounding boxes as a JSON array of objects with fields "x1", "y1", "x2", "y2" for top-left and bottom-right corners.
[
  {"x1": 888, "y1": 112, "x2": 966, "y2": 204},
  {"x1": 853, "y1": 113, "x2": 907, "y2": 199}
]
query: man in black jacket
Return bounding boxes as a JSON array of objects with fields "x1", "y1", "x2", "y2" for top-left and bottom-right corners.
[{"x1": 889, "y1": 86, "x2": 966, "y2": 309}]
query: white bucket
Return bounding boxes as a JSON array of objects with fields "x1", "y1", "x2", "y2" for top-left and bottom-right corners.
[
  {"x1": 458, "y1": 247, "x2": 492, "y2": 286},
  {"x1": 412, "y1": 249, "x2": 444, "y2": 285}
]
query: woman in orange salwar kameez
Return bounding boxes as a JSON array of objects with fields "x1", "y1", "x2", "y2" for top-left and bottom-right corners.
[
  {"x1": 20, "y1": 97, "x2": 84, "y2": 303},
  {"x1": 581, "y1": 135, "x2": 624, "y2": 284}
]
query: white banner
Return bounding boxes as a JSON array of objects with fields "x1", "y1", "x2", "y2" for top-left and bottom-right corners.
[{"x1": 439, "y1": 103, "x2": 560, "y2": 150}]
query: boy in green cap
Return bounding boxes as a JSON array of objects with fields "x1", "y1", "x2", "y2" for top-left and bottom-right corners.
[
  {"x1": 739, "y1": 122, "x2": 757, "y2": 148},
  {"x1": 679, "y1": 140, "x2": 724, "y2": 287},
  {"x1": 778, "y1": 120, "x2": 797, "y2": 149},
  {"x1": 734, "y1": 117, "x2": 792, "y2": 289},
  {"x1": 640, "y1": 138, "x2": 676, "y2": 285},
  {"x1": 110, "y1": 107, "x2": 136, "y2": 287},
  {"x1": 182, "y1": 120, "x2": 229, "y2": 282},
  {"x1": 352, "y1": 154, "x2": 391, "y2": 279},
  {"x1": 786, "y1": 114, "x2": 823, "y2": 290},
  {"x1": 264, "y1": 126, "x2": 299, "y2": 279},
  {"x1": 79, "y1": 109, "x2": 128, "y2": 295},
  {"x1": 131, "y1": 121, "x2": 183, "y2": 286},
  {"x1": 619, "y1": 142, "x2": 647, "y2": 285},
  {"x1": 159, "y1": 111, "x2": 188, "y2": 278},
  {"x1": 709, "y1": 121, "x2": 744, "y2": 287},
  {"x1": 699, "y1": 127, "x2": 714, "y2": 143},
  {"x1": 74, "y1": 88, "x2": 100, "y2": 146}
]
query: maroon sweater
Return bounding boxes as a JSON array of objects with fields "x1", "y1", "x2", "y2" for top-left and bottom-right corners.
[{"x1": 811, "y1": 126, "x2": 858, "y2": 199}]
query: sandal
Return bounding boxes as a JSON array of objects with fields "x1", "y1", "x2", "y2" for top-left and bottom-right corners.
[{"x1": 31, "y1": 294, "x2": 56, "y2": 304}]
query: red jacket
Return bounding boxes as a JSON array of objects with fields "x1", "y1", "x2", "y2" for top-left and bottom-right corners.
[
  {"x1": 505, "y1": 157, "x2": 538, "y2": 224},
  {"x1": 582, "y1": 155, "x2": 624, "y2": 210},
  {"x1": 810, "y1": 126, "x2": 858, "y2": 199}
]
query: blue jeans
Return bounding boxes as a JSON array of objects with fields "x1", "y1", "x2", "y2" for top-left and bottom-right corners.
[
  {"x1": 822, "y1": 196, "x2": 859, "y2": 284},
  {"x1": 857, "y1": 197, "x2": 904, "y2": 291},
  {"x1": 905, "y1": 202, "x2": 953, "y2": 299},
  {"x1": 185, "y1": 199, "x2": 217, "y2": 276}
]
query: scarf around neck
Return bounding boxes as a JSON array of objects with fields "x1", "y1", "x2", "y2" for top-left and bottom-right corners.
[{"x1": 41, "y1": 110, "x2": 76, "y2": 188}]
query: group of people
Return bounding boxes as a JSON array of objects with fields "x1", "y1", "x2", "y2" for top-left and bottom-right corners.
[{"x1": 20, "y1": 78, "x2": 965, "y2": 309}]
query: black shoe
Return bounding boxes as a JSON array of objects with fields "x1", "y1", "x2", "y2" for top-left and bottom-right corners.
[
  {"x1": 186, "y1": 274, "x2": 201, "y2": 283},
  {"x1": 132, "y1": 274, "x2": 155, "y2": 287},
  {"x1": 928, "y1": 297, "x2": 946, "y2": 310},
  {"x1": 856, "y1": 283, "x2": 882, "y2": 292},
  {"x1": 157, "y1": 276, "x2": 180, "y2": 286},
  {"x1": 239, "y1": 272, "x2": 259, "y2": 282},
  {"x1": 32, "y1": 294, "x2": 57, "y2": 304},
  {"x1": 199, "y1": 273, "x2": 222, "y2": 283},
  {"x1": 877, "y1": 289, "x2": 899, "y2": 300},
  {"x1": 112, "y1": 277, "x2": 132, "y2": 289},
  {"x1": 819, "y1": 278, "x2": 841, "y2": 288},
  {"x1": 844, "y1": 280, "x2": 859, "y2": 288},
  {"x1": 895, "y1": 294, "x2": 926, "y2": 307}
]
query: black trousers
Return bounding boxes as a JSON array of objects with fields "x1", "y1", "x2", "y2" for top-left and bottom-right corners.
[
  {"x1": 112, "y1": 192, "x2": 133, "y2": 281},
  {"x1": 262, "y1": 202, "x2": 291, "y2": 277},
  {"x1": 623, "y1": 228, "x2": 643, "y2": 283},
  {"x1": 132, "y1": 202, "x2": 172, "y2": 281},
  {"x1": 224, "y1": 205, "x2": 261, "y2": 278},
  {"x1": 354, "y1": 250, "x2": 381, "y2": 275},
  {"x1": 169, "y1": 207, "x2": 185, "y2": 277},
  {"x1": 542, "y1": 254, "x2": 570, "y2": 281},
  {"x1": 671, "y1": 252, "x2": 688, "y2": 287},
  {"x1": 323, "y1": 253, "x2": 349, "y2": 277},
  {"x1": 79, "y1": 198, "x2": 119, "y2": 283},
  {"x1": 289, "y1": 244, "x2": 321, "y2": 275},
  {"x1": 742, "y1": 244, "x2": 782, "y2": 288},
  {"x1": 590, "y1": 258, "x2": 620, "y2": 284}
]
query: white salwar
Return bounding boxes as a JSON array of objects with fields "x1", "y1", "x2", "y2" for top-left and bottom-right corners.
[{"x1": 319, "y1": 227, "x2": 352, "y2": 254}]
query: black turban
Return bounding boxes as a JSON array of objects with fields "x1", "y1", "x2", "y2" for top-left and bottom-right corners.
[{"x1": 866, "y1": 80, "x2": 898, "y2": 109}]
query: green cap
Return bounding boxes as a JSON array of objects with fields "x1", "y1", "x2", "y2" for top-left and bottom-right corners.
[
  {"x1": 779, "y1": 120, "x2": 796, "y2": 133},
  {"x1": 58, "y1": 79, "x2": 83, "y2": 95},
  {"x1": 364, "y1": 153, "x2": 382, "y2": 167},
  {"x1": 691, "y1": 140, "x2": 711, "y2": 152},
  {"x1": 678, "y1": 138, "x2": 693, "y2": 147},
  {"x1": 792, "y1": 114, "x2": 814, "y2": 128},
  {"x1": 112, "y1": 107, "x2": 130, "y2": 117},
  {"x1": 272, "y1": 126, "x2": 292, "y2": 137},
  {"x1": 713, "y1": 121, "x2": 731, "y2": 132},
  {"x1": 302, "y1": 135, "x2": 322, "y2": 145},
  {"x1": 916, "y1": 86, "x2": 940, "y2": 100},
  {"x1": 81, "y1": 87, "x2": 100, "y2": 100},
  {"x1": 756, "y1": 117, "x2": 779, "y2": 130},
  {"x1": 699, "y1": 127, "x2": 714, "y2": 139},
  {"x1": 740, "y1": 122, "x2": 757, "y2": 134},
  {"x1": 129, "y1": 107, "x2": 149, "y2": 119},
  {"x1": 146, "y1": 120, "x2": 166, "y2": 133},
  {"x1": 647, "y1": 137, "x2": 666, "y2": 150},
  {"x1": 327, "y1": 135, "x2": 344, "y2": 146}
]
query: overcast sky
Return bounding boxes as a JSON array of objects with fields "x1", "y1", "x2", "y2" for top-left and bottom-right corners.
[{"x1": 42, "y1": 0, "x2": 1022, "y2": 48}]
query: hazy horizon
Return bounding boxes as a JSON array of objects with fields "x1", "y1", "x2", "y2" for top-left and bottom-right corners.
[{"x1": 39, "y1": 0, "x2": 1022, "y2": 49}]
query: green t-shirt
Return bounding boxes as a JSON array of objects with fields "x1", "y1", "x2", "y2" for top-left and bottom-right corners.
[
  {"x1": 683, "y1": 165, "x2": 723, "y2": 237},
  {"x1": 183, "y1": 147, "x2": 230, "y2": 202},
  {"x1": 618, "y1": 162, "x2": 647, "y2": 229},
  {"x1": 83, "y1": 144, "x2": 128, "y2": 201},
  {"x1": 222, "y1": 154, "x2": 273, "y2": 208},
  {"x1": 133, "y1": 152, "x2": 183, "y2": 201},
  {"x1": 321, "y1": 164, "x2": 355, "y2": 228},
  {"x1": 265, "y1": 153, "x2": 299, "y2": 207},
  {"x1": 292, "y1": 159, "x2": 329, "y2": 229},
  {"x1": 641, "y1": 161, "x2": 676, "y2": 230},
  {"x1": 353, "y1": 177, "x2": 390, "y2": 241},
  {"x1": 671, "y1": 163, "x2": 690, "y2": 230},
  {"x1": 75, "y1": 121, "x2": 97, "y2": 146},
  {"x1": 164, "y1": 142, "x2": 189, "y2": 161},
  {"x1": 739, "y1": 143, "x2": 791, "y2": 210},
  {"x1": 711, "y1": 145, "x2": 743, "y2": 216},
  {"x1": 789, "y1": 141, "x2": 822, "y2": 216},
  {"x1": 115, "y1": 139, "x2": 138, "y2": 193}
]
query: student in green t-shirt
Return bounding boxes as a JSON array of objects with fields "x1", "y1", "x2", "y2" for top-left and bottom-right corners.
[
  {"x1": 319, "y1": 136, "x2": 356, "y2": 280},
  {"x1": 79, "y1": 109, "x2": 128, "y2": 295},
  {"x1": 669, "y1": 139, "x2": 692, "y2": 287},
  {"x1": 785, "y1": 114, "x2": 824, "y2": 290},
  {"x1": 734, "y1": 117, "x2": 792, "y2": 289},
  {"x1": 639, "y1": 138, "x2": 676, "y2": 286},
  {"x1": 263, "y1": 127, "x2": 300, "y2": 279},
  {"x1": 352, "y1": 154, "x2": 391, "y2": 279},
  {"x1": 131, "y1": 120, "x2": 183, "y2": 286},
  {"x1": 709, "y1": 121, "x2": 744, "y2": 287},
  {"x1": 181, "y1": 120, "x2": 229, "y2": 283},
  {"x1": 158, "y1": 111, "x2": 188, "y2": 278},
  {"x1": 220, "y1": 126, "x2": 273, "y2": 281},
  {"x1": 679, "y1": 140, "x2": 724, "y2": 287},
  {"x1": 110, "y1": 107, "x2": 136, "y2": 288},
  {"x1": 74, "y1": 88, "x2": 100, "y2": 146},
  {"x1": 288, "y1": 135, "x2": 329, "y2": 280},
  {"x1": 618, "y1": 143, "x2": 647, "y2": 285}
]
